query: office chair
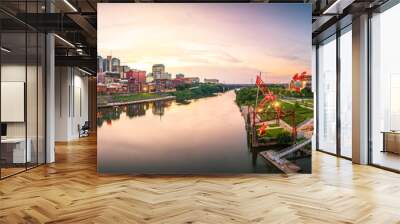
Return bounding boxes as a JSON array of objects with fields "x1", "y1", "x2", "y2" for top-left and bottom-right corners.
[{"x1": 79, "y1": 121, "x2": 90, "y2": 138}]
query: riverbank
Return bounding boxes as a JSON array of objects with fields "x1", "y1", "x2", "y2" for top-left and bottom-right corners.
[
  {"x1": 168, "y1": 83, "x2": 225, "y2": 102},
  {"x1": 98, "y1": 95, "x2": 176, "y2": 108},
  {"x1": 98, "y1": 83, "x2": 225, "y2": 107}
]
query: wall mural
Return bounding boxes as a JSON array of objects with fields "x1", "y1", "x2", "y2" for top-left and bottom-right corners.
[{"x1": 97, "y1": 3, "x2": 313, "y2": 174}]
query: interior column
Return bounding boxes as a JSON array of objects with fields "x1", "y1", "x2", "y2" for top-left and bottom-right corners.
[{"x1": 352, "y1": 14, "x2": 369, "y2": 164}]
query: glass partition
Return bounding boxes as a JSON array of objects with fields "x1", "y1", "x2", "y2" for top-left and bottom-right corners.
[
  {"x1": 0, "y1": 1, "x2": 46, "y2": 179},
  {"x1": 27, "y1": 31, "x2": 38, "y2": 169},
  {"x1": 317, "y1": 35, "x2": 337, "y2": 154},
  {"x1": 1, "y1": 31, "x2": 28, "y2": 177}
]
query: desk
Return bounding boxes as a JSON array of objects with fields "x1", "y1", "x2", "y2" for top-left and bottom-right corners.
[
  {"x1": 1, "y1": 138, "x2": 31, "y2": 163},
  {"x1": 382, "y1": 131, "x2": 400, "y2": 154}
]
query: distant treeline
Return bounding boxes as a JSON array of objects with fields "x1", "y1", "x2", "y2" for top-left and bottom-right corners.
[{"x1": 168, "y1": 83, "x2": 225, "y2": 102}]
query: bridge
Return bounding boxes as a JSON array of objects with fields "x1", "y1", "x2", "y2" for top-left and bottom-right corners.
[
  {"x1": 274, "y1": 139, "x2": 312, "y2": 159},
  {"x1": 259, "y1": 139, "x2": 312, "y2": 174}
]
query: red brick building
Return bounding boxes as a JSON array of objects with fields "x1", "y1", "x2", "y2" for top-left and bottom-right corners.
[
  {"x1": 97, "y1": 83, "x2": 107, "y2": 94},
  {"x1": 125, "y1": 70, "x2": 146, "y2": 83},
  {"x1": 128, "y1": 78, "x2": 140, "y2": 93}
]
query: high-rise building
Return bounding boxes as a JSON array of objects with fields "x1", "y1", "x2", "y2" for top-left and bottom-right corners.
[
  {"x1": 97, "y1": 56, "x2": 103, "y2": 72},
  {"x1": 111, "y1": 58, "x2": 120, "y2": 72},
  {"x1": 151, "y1": 64, "x2": 171, "y2": 80},
  {"x1": 154, "y1": 72, "x2": 171, "y2": 80},
  {"x1": 104, "y1": 56, "x2": 112, "y2": 72},
  {"x1": 152, "y1": 64, "x2": 165, "y2": 74}
]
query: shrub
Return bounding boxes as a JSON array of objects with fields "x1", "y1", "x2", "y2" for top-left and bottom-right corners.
[{"x1": 277, "y1": 131, "x2": 292, "y2": 145}]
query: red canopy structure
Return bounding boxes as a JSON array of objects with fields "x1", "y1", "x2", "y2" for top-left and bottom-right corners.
[
  {"x1": 289, "y1": 71, "x2": 308, "y2": 93},
  {"x1": 253, "y1": 72, "x2": 303, "y2": 142},
  {"x1": 253, "y1": 73, "x2": 282, "y2": 134}
]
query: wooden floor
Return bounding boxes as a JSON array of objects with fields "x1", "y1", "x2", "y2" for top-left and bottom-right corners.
[
  {"x1": 1, "y1": 136, "x2": 400, "y2": 224},
  {"x1": 373, "y1": 151, "x2": 400, "y2": 171}
]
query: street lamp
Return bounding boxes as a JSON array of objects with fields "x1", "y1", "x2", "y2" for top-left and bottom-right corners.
[{"x1": 273, "y1": 101, "x2": 280, "y2": 109}]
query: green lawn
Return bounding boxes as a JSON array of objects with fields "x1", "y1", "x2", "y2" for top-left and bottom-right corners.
[
  {"x1": 268, "y1": 123, "x2": 280, "y2": 128},
  {"x1": 298, "y1": 99, "x2": 314, "y2": 108},
  {"x1": 259, "y1": 100, "x2": 313, "y2": 126},
  {"x1": 263, "y1": 128, "x2": 285, "y2": 138}
]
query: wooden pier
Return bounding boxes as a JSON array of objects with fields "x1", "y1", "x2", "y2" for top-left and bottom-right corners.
[
  {"x1": 258, "y1": 139, "x2": 312, "y2": 174},
  {"x1": 241, "y1": 105, "x2": 311, "y2": 174},
  {"x1": 259, "y1": 150, "x2": 301, "y2": 174}
]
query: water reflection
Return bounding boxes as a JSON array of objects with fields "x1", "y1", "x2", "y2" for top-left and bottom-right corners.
[
  {"x1": 97, "y1": 100, "x2": 173, "y2": 127},
  {"x1": 97, "y1": 91, "x2": 281, "y2": 174}
]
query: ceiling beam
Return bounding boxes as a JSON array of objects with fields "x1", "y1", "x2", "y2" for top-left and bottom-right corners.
[
  {"x1": 55, "y1": 55, "x2": 96, "y2": 71},
  {"x1": 67, "y1": 13, "x2": 97, "y2": 46}
]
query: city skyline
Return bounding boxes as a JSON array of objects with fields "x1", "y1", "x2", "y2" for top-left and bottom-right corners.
[{"x1": 98, "y1": 4, "x2": 311, "y2": 84}]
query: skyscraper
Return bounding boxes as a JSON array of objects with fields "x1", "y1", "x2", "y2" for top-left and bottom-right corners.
[
  {"x1": 111, "y1": 57, "x2": 120, "y2": 72},
  {"x1": 97, "y1": 56, "x2": 103, "y2": 72}
]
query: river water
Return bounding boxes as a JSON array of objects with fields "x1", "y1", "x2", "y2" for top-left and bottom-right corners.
[{"x1": 97, "y1": 91, "x2": 289, "y2": 174}]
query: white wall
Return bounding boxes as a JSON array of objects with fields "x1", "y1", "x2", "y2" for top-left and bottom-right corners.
[
  {"x1": 55, "y1": 67, "x2": 89, "y2": 141},
  {"x1": 1, "y1": 65, "x2": 39, "y2": 138},
  {"x1": 1, "y1": 63, "x2": 46, "y2": 164}
]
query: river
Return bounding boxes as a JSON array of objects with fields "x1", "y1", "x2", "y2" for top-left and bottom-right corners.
[{"x1": 97, "y1": 91, "x2": 304, "y2": 174}]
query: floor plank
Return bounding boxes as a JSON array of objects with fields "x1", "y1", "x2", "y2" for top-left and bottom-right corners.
[{"x1": 0, "y1": 136, "x2": 399, "y2": 223}]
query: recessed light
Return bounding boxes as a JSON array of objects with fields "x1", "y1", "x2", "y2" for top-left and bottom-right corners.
[
  {"x1": 63, "y1": 0, "x2": 78, "y2": 12},
  {"x1": 54, "y1": 34, "x2": 75, "y2": 48},
  {"x1": 78, "y1": 68, "x2": 92, "y2": 76},
  {"x1": 1, "y1": 47, "x2": 11, "y2": 53}
]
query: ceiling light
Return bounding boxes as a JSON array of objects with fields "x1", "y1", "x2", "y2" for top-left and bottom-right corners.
[
  {"x1": 78, "y1": 68, "x2": 92, "y2": 76},
  {"x1": 63, "y1": 0, "x2": 78, "y2": 12},
  {"x1": 54, "y1": 34, "x2": 75, "y2": 48},
  {"x1": 323, "y1": 0, "x2": 355, "y2": 15},
  {"x1": 1, "y1": 47, "x2": 11, "y2": 53},
  {"x1": 323, "y1": 0, "x2": 341, "y2": 14}
]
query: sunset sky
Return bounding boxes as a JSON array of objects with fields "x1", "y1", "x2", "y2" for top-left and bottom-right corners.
[{"x1": 98, "y1": 4, "x2": 311, "y2": 84}]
